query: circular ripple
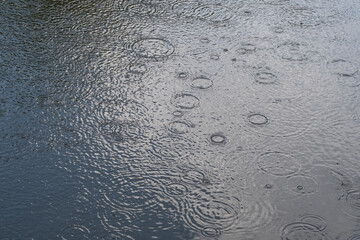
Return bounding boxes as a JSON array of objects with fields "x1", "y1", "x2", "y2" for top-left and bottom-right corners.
[
  {"x1": 257, "y1": 152, "x2": 301, "y2": 177},
  {"x1": 99, "y1": 120, "x2": 142, "y2": 143},
  {"x1": 181, "y1": 169, "x2": 206, "y2": 185},
  {"x1": 281, "y1": 222, "x2": 330, "y2": 240},
  {"x1": 347, "y1": 233, "x2": 360, "y2": 240},
  {"x1": 128, "y1": 63, "x2": 148, "y2": 75},
  {"x1": 164, "y1": 183, "x2": 189, "y2": 196},
  {"x1": 42, "y1": 65, "x2": 97, "y2": 101},
  {"x1": 341, "y1": 189, "x2": 360, "y2": 219},
  {"x1": 285, "y1": 175, "x2": 318, "y2": 195},
  {"x1": 167, "y1": 120, "x2": 193, "y2": 134},
  {"x1": 327, "y1": 59, "x2": 358, "y2": 78},
  {"x1": 274, "y1": 26, "x2": 285, "y2": 33},
  {"x1": 60, "y1": 225, "x2": 90, "y2": 240},
  {"x1": 235, "y1": 194, "x2": 276, "y2": 232},
  {"x1": 191, "y1": 77, "x2": 213, "y2": 89},
  {"x1": 255, "y1": 72, "x2": 277, "y2": 84},
  {"x1": 277, "y1": 42, "x2": 308, "y2": 62},
  {"x1": 338, "y1": 74, "x2": 360, "y2": 87},
  {"x1": 124, "y1": 63, "x2": 148, "y2": 82},
  {"x1": 101, "y1": 175, "x2": 163, "y2": 212},
  {"x1": 299, "y1": 215, "x2": 327, "y2": 231},
  {"x1": 125, "y1": 3, "x2": 157, "y2": 15},
  {"x1": 132, "y1": 38, "x2": 175, "y2": 59},
  {"x1": 263, "y1": 0, "x2": 290, "y2": 5},
  {"x1": 171, "y1": 93, "x2": 200, "y2": 109},
  {"x1": 237, "y1": 43, "x2": 256, "y2": 54},
  {"x1": 98, "y1": 99, "x2": 148, "y2": 121},
  {"x1": 172, "y1": 1, "x2": 199, "y2": 18},
  {"x1": 0, "y1": 225, "x2": 22, "y2": 240},
  {"x1": 98, "y1": 209, "x2": 137, "y2": 240},
  {"x1": 37, "y1": 94, "x2": 67, "y2": 108},
  {"x1": 194, "y1": 5, "x2": 233, "y2": 22},
  {"x1": 183, "y1": 197, "x2": 241, "y2": 231},
  {"x1": 287, "y1": 7, "x2": 323, "y2": 26},
  {"x1": 149, "y1": 135, "x2": 194, "y2": 160},
  {"x1": 209, "y1": 133, "x2": 227, "y2": 145},
  {"x1": 248, "y1": 113, "x2": 269, "y2": 125},
  {"x1": 201, "y1": 227, "x2": 221, "y2": 237}
]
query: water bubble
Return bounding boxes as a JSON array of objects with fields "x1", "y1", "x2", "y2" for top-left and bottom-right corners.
[
  {"x1": 200, "y1": 37, "x2": 210, "y2": 43},
  {"x1": 248, "y1": 113, "x2": 269, "y2": 125},
  {"x1": 245, "y1": 100, "x2": 312, "y2": 137},
  {"x1": 171, "y1": 93, "x2": 200, "y2": 109},
  {"x1": 178, "y1": 72, "x2": 188, "y2": 79},
  {"x1": 60, "y1": 225, "x2": 90, "y2": 240},
  {"x1": 132, "y1": 38, "x2": 175, "y2": 59},
  {"x1": 264, "y1": 184, "x2": 273, "y2": 189},
  {"x1": 209, "y1": 133, "x2": 227, "y2": 145},
  {"x1": 257, "y1": 152, "x2": 301, "y2": 177},
  {"x1": 173, "y1": 110, "x2": 184, "y2": 117},
  {"x1": 242, "y1": 10, "x2": 253, "y2": 17},
  {"x1": 281, "y1": 222, "x2": 330, "y2": 240},
  {"x1": 286, "y1": 175, "x2": 318, "y2": 195},
  {"x1": 191, "y1": 77, "x2": 213, "y2": 89},
  {"x1": 201, "y1": 178, "x2": 211, "y2": 185},
  {"x1": 210, "y1": 54, "x2": 220, "y2": 60}
]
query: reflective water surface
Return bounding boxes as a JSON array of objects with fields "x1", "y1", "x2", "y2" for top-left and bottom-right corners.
[{"x1": 1, "y1": 0, "x2": 360, "y2": 239}]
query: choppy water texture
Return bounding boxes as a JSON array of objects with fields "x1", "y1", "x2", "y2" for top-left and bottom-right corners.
[{"x1": 1, "y1": 0, "x2": 360, "y2": 239}]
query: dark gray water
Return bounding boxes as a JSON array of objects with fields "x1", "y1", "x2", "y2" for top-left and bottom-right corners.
[{"x1": 1, "y1": 0, "x2": 360, "y2": 239}]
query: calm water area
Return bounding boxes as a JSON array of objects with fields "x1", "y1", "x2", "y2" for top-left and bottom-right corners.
[{"x1": 1, "y1": 0, "x2": 360, "y2": 239}]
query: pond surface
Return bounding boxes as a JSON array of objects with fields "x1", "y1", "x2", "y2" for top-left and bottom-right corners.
[{"x1": 1, "y1": 0, "x2": 360, "y2": 239}]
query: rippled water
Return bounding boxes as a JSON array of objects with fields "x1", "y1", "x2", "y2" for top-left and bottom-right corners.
[{"x1": 1, "y1": 0, "x2": 360, "y2": 239}]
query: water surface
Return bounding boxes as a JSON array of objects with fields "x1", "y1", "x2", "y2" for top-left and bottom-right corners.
[{"x1": 1, "y1": 0, "x2": 360, "y2": 239}]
